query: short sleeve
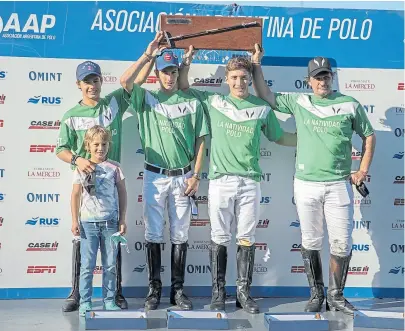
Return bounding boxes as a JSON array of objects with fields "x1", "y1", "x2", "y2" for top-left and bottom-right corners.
[
  {"x1": 274, "y1": 93, "x2": 299, "y2": 115},
  {"x1": 106, "y1": 88, "x2": 130, "y2": 115},
  {"x1": 56, "y1": 115, "x2": 75, "y2": 155},
  {"x1": 261, "y1": 108, "x2": 284, "y2": 142},
  {"x1": 115, "y1": 166, "x2": 125, "y2": 182},
  {"x1": 353, "y1": 104, "x2": 374, "y2": 138},
  {"x1": 194, "y1": 102, "x2": 210, "y2": 139},
  {"x1": 127, "y1": 84, "x2": 146, "y2": 113}
]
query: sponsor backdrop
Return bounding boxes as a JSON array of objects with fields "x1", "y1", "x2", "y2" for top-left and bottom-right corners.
[{"x1": 0, "y1": 1, "x2": 403, "y2": 299}]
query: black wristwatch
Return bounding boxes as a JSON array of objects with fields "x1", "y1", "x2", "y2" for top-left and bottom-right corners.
[{"x1": 71, "y1": 154, "x2": 80, "y2": 166}]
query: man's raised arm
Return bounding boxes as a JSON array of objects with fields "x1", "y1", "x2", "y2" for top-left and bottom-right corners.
[
  {"x1": 251, "y1": 44, "x2": 277, "y2": 109},
  {"x1": 178, "y1": 46, "x2": 195, "y2": 91},
  {"x1": 120, "y1": 32, "x2": 164, "y2": 94}
]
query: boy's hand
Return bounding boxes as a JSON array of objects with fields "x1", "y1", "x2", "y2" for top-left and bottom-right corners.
[
  {"x1": 76, "y1": 157, "x2": 95, "y2": 174},
  {"x1": 119, "y1": 222, "x2": 127, "y2": 235},
  {"x1": 71, "y1": 221, "x2": 80, "y2": 236},
  {"x1": 145, "y1": 31, "x2": 166, "y2": 58},
  {"x1": 251, "y1": 43, "x2": 264, "y2": 63},
  {"x1": 182, "y1": 45, "x2": 195, "y2": 66}
]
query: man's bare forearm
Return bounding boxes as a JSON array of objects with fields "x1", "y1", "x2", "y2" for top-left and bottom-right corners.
[
  {"x1": 134, "y1": 58, "x2": 155, "y2": 85},
  {"x1": 359, "y1": 134, "x2": 376, "y2": 173},
  {"x1": 193, "y1": 136, "x2": 205, "y2": 174},
  {"x1": 178, "y1": 64, "x2": 191, "y2": 91},
  {"x1": 252, "y1": 64, "x2": 276, "y2": 108},
  {"x1": 57, "y1": 150, "x2": 73, "y2": 164},
  {"x1": 120, "y1": 54, "x2": 151, "y2": 94}
]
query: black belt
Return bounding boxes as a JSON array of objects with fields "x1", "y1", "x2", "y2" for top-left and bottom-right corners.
[{"x1": 144, "y1": 163, "x2": 191, "y2": 177}]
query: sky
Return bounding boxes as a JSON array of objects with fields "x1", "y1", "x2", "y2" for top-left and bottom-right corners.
[{"x1": 150, "y1": 0, "x2": 405, "y2": 11}]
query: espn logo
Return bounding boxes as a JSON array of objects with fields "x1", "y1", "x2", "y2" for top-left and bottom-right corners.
[
  {"x1": 398, "y1": 83, "x2": 405, "y2": 90},
  {"x1": 27, "y1": 265, "x2": 56, "y2": 274},
  {"x1": 30, "y1": 145, "x2": 56, "y2": 153},
  {"x1": 0, "y1": 94, "x2": 5, "y2": 104},
  {"x1": 291, "y1": 266, "x2": 305, "y2": 273},
  {"x1": 146, "y1": 76, "x2": 159, "y2": 84},
  {"x1": 190, "y1": 219, "x2": 209, "y2": 227},
  {"x1": 394, "y1": 198, "x2": 404, "y2": 206},
  {"x1": 255, "y1": 243, "x2": 267, "y2": 251}
]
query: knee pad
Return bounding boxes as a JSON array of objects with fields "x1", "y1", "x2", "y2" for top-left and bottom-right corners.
[
  {"x1": 330, "y1": 239, "x2": 352, "y2": 257},
  {"x1": 237, "y1": 239, "x2": 254, "y2": 247}
]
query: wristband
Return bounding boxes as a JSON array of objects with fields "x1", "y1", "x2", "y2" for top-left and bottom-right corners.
[
  {"x1": 144, "y1": 52, "x2": 153, "y2": 62},
  {"x1": 192, "y1": 173, "x2": 201, "y2": 180},
  {"x1": 71, "y1": 155, "x2": 80, "y2": 166}
]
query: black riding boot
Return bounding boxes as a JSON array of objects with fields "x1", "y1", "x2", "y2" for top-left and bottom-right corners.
[
  {"x1": 170, "y1": 243, "x2": 193, "y2": 310},
  {"x1": 209, "y1": 241, "x2": 227, "y2": 311},
  {"x1": 62, "y1": 239, "x2": 80, "y2": 312},
  {"x1": 326, "y1": 252, "x2": 357, "y2": 316},
  {"x1": 235, "y1": 245, "x2": 259, "y2": 314},
  {"x1": 144, "y1": 242, "x2": 162, "y2": 310},
  {"x1": 301, "y1": 247, "x2": 325, "y2": 312}
]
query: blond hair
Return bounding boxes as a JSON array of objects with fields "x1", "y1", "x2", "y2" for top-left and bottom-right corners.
[
  {"x1": 225, "y1": 57, "x2": 253, "y2": 76},
  {"x1": 84, "y1": 125, "x2": 112, "y2": 152}
]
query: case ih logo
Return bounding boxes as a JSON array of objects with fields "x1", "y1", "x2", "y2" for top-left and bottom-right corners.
[
  {"x1": 0, "y1": 94, "x2": 5, "y2": 104},
  {"x1": 255, "y1": 243, "x2": 267, "y2": 251},
  {"x1": 257, "y1": 219, "x2": 270, "y2": 228},
  {"x1": 291, "y1": 266, "x2": 305, "y2": 273},
  {"x1": 394, "y1": 198, "x2": 404, "y2": 206},
  {"x1": 27, "y1": 266, "x2": 56, "y2": 274},
  {"x1": 394, "y1": 176, "x2": 404, "y2": 184},
  {"x1": 146, "y1": 76, "x2": 159, "y2": 84},
  {"x1": 30, "y1": 144, "x2": 56, "y2": 153},
  {"x1": 290, "y1": 244, "x2": 301, "y2": 252},
  {"x1": 26, "y1": 241, "x2": 58, "y2": 251},
  {"x1": 29, "y1": 120, "x2": 61, "y2": 130},
  {"x1": 398, "y1": 83, "x2": 405, "y2": 90},
  {"x1": 192, "y1": 77, "x2": 223, "y2": 87},
  {"x1": 348, "y1": 266, "x2": 369, "y2": 275},
  {"x1": 190, "y1": 219, "x2": 209, "y2": 227}
]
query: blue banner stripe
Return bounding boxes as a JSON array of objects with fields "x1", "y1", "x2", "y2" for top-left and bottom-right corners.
[
  {"x1": 0, "y1": 286, "x2": 403, "y2": 299},
  {"x1": 0, "y1": 2, "x2": 403, "y2": 69}
]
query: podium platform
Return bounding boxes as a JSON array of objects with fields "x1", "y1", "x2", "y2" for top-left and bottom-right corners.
[{"x1": 0, "y1": 297, "x2": 403, "y2": 331}]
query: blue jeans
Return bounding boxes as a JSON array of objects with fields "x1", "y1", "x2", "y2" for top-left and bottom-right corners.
[{"x1": 79, "y1": 220, "x2": 118, "y2": 304}]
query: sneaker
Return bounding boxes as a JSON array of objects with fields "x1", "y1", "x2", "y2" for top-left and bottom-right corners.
[
  {"x1": 79, "y1": 302, "x2": 92, "y2": 317},
  {"x1": 104, "y1": 301, "x2": 122, "y2": 311}
]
